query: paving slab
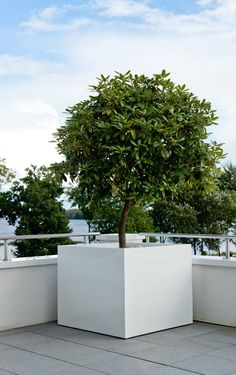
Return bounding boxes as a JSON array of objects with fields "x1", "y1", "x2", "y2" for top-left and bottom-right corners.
[
  {"x1": 0, "y1": 369, "x2": 18, "y2": 375},
  {"x1": 174, "y1": 353, "x2": 236, "y2": 375},
  {"x1": 1, "y1": 322, "x2": 236, "y2": 375},
  {"x1": 192, "y1": 331, "x2": 236, "y2": 345},
  {"x1": 136, "y1": 323, "x2": 221, "y2": 345},
  {"x1": 210, "y1": 345, "x2": 236, "y2": 361},
  {"x1": 0, "y1": 343, "x2": 103, "y2": 375},
  {"x1": 0, "y1": 332, "x2": 117, "y2": 367}
]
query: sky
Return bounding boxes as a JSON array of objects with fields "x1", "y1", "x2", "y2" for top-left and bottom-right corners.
[{"x1": 1, "y1": 0, "x2": 236, "y2": 176}]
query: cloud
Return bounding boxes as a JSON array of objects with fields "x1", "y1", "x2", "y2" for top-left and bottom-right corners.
[
  {"x1": 14, "y1": 99, "x2": 58, "y2": 117},
  {"x1": 0, "y1": 55, "x2": 63, "y2": 77},
  {"x1": 197, "y1": 0, "x2": 218, "y2": 6},
  {"x1": 94, "y1": 0, "x2": 150, "y2": 17},
  {"x1": 1, "y1": 128, "x2": 61, "y2": 175},
  {"x1": 2, "y1": 0, "x2": 236, "y2": 174},
  {"x1": 20, "y1": 5, "x2": 93, "y2": 32},
  {"x1": 19, "y1": 1, "x2": 236, "y2": 35},
  {"x1": 0, "y1": 98, "x2": 61, "y2": 173},
  {"x1": 93, "y1": 0, "x2": 236, "y2": 35}
]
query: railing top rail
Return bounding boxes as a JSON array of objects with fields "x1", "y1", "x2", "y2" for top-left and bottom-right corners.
[
  {"x1": 0, "y1": 232, "x2": 100, "y2": 241},
  {"x1": 140, "y1": 232, "x2": 236, "y2": 240},
  {"x1": 1, "y1": 232, "x2": 235, "y2": 241}
]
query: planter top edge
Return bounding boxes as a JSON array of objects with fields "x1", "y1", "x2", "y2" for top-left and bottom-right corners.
[{"x1": 58, "y1": 243, "x2": 192, "y2": 254}]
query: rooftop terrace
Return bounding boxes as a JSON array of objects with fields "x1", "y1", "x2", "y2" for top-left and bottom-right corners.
[
  {"x1": 1, "y1": 321, "x2": 236, "y2": 375},
  {"x1": 1, "y1": 233, "x2": 236, "y2": 374}
]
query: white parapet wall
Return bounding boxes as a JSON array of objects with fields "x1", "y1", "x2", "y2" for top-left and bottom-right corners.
[
  {"x1": 1, "y1": 252, "x2": 236, "y2": 332},
  {"x1": 0, "y1": 256, "x2": 57, "y2": 331},
  {"x1": 192, "y1": 256, "x2": 236, "y2": 327}
]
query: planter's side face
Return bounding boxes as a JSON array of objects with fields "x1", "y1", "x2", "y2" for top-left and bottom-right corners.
[
  {"x1": 124, "y1": 244, "x2": 193, "y2": 337},
  {"x1": 58, "y1": 245, "x2": 126, "y2": 337}
]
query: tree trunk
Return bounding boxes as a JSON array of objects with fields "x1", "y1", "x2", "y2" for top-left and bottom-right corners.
[{"x1": 118, "y1": 201, "x2": 133, "y2": 248}]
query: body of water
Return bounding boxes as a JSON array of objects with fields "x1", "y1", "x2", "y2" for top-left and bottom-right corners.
[{"x1": 0, "y1": 218, "x2": 89, "y2": 259}]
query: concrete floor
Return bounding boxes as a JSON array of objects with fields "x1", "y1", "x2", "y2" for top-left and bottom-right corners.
[{"x1": 0, "y1": 322, "x2": 236, "y2": 374}]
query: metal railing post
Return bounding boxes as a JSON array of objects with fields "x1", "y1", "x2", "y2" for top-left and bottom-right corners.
[
  {"x1": 224, "y1": 238, "x2": 231, "y2": 259},
  {"x1": 145, "y1": 235, "x2": 150, "y2": 243},
  {"x1": 3, "y1": 240, "x2": 9, "y2": 261}
]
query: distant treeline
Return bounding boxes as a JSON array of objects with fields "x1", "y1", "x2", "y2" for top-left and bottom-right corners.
[{"x1": 66, "y1": 209, "x2": 84, "y2": 220}]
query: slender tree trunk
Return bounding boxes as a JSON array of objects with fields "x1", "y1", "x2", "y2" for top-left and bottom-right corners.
[{"x1": 118, "y1": 201, "x2": 133, "y2": 248}]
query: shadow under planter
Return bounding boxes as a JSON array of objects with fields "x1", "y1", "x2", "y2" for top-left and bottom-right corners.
[{"x1": 58, "y1": 243, "x2": 193, "y2": 338}]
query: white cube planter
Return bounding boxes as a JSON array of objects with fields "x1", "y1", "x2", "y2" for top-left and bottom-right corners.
[{"x1": 58, "y1": 244, "x2": 193, "y2": 338}]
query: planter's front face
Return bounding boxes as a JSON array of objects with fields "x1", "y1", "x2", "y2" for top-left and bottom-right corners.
[{"x1": 58, "y1": 244, "x2": 193, "y2": 338}]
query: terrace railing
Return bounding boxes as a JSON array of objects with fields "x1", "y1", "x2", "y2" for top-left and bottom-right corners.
[
  {"x1": 141, "y1": 232, "x2": 236, "y2": 259},
  {"x1": 1, "y1": 231, "x2": 236, "y2": 261},
  {"x1": 0, "y1": 232, "x2": 100, "y2": 261}
]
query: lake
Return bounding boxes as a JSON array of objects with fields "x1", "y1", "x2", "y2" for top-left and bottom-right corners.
[{"x1": 0, "y1": 218, "x2": 89, "y2": 259}]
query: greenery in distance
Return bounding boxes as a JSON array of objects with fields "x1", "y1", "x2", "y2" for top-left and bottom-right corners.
[
  {"x1": 66, "y1": 208, "x2": 84, "y2": 220},
  {"x1": 0, "y1": 166, "x2": 72, "y2": 257},
  {"x1": 152, "y1": 165, "x2": 236, "y2": 255},
  {"x1": 0, "y1": 161, "x2": 236, "y2": 256},
  {"x1": 0, "y1": 158, "x2": 15, "y2": 190},
  {"x1": 87, "y1": 198, "x2": 154, "y2": 234},
  {"x1": 54, "y1": 70, "x2": 224, "y2": 247}
]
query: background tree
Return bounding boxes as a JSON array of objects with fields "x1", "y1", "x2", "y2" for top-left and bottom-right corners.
[
  {"x1": 0, "y1": 158, "x2": 15, "y2": 190},
  {"x1": 73, "y1": 194, "x2": 154, "y2": 234},
  {"x1": 152, "y1": 200, "x2": 198, "y2": 234},
  {"x1": 1, "y1": 165, "x2": 72, "y2": 257},
  {"x1": 66, "y1": 208, "x2": 84, "y2": 220},
  {"x1": 218, "y1": 163, "x2": 236, "y2": 192},
  {"x1": 152, "y1": 182, "x2": 236, "y2": 255},
  {"x1": 54, "y1": 70, "x2": 224, "y2": 248},
  {"x1": 217, "y1": 163, "x2": 236, "y2": 245},
  {"x1": 67, "y1": 186, "x2": 154, "y2": 233}
]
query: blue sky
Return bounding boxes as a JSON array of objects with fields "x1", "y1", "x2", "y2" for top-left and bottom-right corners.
[{"x1": 1, "y1": 0, "x2": 236, "y2": 174}]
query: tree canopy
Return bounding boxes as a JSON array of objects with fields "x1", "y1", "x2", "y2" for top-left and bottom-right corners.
[{"x1": 54, "y1": 70, "x2": 224, "y2": 247}]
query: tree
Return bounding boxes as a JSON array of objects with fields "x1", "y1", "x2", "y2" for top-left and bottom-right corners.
[
  {"x1": 54, "y1": 71, "x2": 224, "y2": 248},
  {"x1": 66, "y1": 208, "x2": 84, "y2": 219},
  {"x1": 152, "y1": 187, "x2": 236, "y2": 255},
  {"x1": 152, "y1": 200, "x2": 198, "y2": 234},
  {"x1": 1, "y1": 165, "x2": 72, "y2": 257},
  {"x1": 0, "y1": 158, "x2": 15, "y2": 190},
  {"x1": 218, "y1": 163, "x2": 236, "y2": 192}
]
